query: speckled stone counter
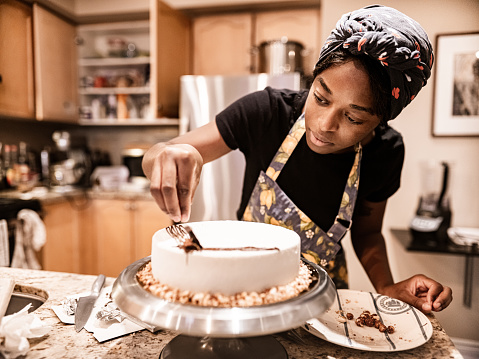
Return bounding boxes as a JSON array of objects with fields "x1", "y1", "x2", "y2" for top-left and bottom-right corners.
[
  {"x1": 2, "y1": 267, "x2": 463, "y2": 359},
  {"x1": 0, "y1": 187, "x2": 155, "y2": 205}
]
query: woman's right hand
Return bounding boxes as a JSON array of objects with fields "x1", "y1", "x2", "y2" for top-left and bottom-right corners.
[
  {"x1": 143, "y1": 142, "x2": 204, "y2": 223},
  {"x1": 142, "y1": 121, "x2": 232, "y2": 223}
]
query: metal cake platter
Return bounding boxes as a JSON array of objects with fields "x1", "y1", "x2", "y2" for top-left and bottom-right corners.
[{"x1": 111, "y1": 256, "x2": 336, "y2": 338}]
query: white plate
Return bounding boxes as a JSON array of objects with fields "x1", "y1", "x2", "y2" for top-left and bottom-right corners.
[
  {"x1": 303, "y1": 289, "x2": 432, "y2": 352},
  {"x1": 447, "y1": 227, "x2": 479, "y2": 246}
]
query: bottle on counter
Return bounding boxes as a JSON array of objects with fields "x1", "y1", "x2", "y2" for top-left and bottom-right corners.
[
  {"x1": 40, "y1": 146, "x2": 51, "y2": 186},
  {"x1": 3, "y1": 144, "x2": 13, "y2": 188},
  {"x1": 0, "y1": 142, "x2": 5, "y2": 190},
  {"x1": 16, "y1": 142, "x2": 30, "y2": 184}
]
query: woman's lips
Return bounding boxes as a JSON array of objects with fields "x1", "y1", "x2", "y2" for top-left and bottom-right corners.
[{"x1": 310, "y1": 131, "x2": 334, "y2": 147}]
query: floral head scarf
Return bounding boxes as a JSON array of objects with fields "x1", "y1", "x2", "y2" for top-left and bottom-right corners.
[{"x1": 316, "y1": 5, "x2": 434, "y2": 120}]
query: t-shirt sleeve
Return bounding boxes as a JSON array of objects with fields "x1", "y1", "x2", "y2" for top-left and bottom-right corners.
[{"x1": 364, "y1": 127, "x2": 405, "y2": 202}]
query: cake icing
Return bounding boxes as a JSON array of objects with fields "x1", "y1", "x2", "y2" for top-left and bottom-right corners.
[{"x1": 150, "y1": 221, "x2": 301, "y2": 296}]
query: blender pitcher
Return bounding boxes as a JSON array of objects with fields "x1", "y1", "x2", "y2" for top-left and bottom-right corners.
[{"x1": 410, "y1": 161, "x2": 452, "y2": 245}]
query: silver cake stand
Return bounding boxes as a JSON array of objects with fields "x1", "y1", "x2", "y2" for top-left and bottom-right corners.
[{"x1": 111, "y1": 256, "x2": 336, "y2": 359}]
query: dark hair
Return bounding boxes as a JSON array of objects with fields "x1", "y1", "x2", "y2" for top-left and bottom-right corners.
[{"x1": 313, "y1": 49, "x2": 391, "y2": 122}]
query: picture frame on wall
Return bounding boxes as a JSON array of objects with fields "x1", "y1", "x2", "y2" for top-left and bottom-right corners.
[{"x1": 432, "y1": 32, "x2": 479, "y2": 137}]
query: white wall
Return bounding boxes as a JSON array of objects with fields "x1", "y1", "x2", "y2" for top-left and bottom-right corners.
[{"x1": 320, "y1": 0, "x2": 479, "y2": 341}]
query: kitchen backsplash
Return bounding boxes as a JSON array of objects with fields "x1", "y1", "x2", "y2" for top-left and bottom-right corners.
[{"x1": 0, "y1": 118, "x2": 178, "y2": 191}]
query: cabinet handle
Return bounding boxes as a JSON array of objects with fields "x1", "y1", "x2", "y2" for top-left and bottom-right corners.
[{"x1": 0, "y1": 74, "x2": 2, "y2": 84}]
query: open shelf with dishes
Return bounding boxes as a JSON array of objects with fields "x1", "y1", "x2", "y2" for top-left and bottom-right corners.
[{"x1": 76, "y1": 21, "x2": 161, "y2": 125}]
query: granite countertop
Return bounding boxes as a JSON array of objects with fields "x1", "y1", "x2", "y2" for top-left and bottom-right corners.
[
  {"x1": 2, "y1": 267, "x2": 464, "y2": 359},
  {"x1": 0, "y1": 186, "x2": 155, "y2": 205}
]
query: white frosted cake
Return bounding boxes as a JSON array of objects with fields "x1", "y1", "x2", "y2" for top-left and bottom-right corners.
[{"x1": 150, "y1": 221, "x2": 301, "y2": 296}]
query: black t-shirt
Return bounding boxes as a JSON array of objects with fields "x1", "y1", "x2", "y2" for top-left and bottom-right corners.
[{"x1": 216, "y1": 87, "x2": 404, "y2": 231}]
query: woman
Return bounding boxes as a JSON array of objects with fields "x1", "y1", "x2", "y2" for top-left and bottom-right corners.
[{"x1": 142, "y1": 5, "x2": 452, "y2": 313}]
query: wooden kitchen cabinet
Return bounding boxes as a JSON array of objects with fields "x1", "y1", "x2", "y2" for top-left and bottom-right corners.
[
  {"x1": 33, "y1": 4, "x2": 78, "y2": 122},
  {"x1": 191, "y1": 7, "x2": 320, "y2": 77},
  {"x1": 254, "y1": 8, "x2": 321, "y2": 77},
  {"x1": 41, "y1": 197, "x2": 170, "y2": 277},
  {"x1": 151, "y1": 0, "x2": 191, "y2": 118},
  {"x1": 0, "y1": 0, "x2": 34, "y2": 119},
  {"x1": 192, "y1": 13, "x2": 253, "y2": 75},
  {"x1": 93, "y1": 198, "x2": 171, "y2": 278},
  {"x1": 41, "y1": 198, "x2": 95, "y2": 274}
]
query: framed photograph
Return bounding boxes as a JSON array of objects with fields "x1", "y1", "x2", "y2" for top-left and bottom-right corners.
[{"x1": 432, "y1": 32, "x2": 479, "y2": 137}]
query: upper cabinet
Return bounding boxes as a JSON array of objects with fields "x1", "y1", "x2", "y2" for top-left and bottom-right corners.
[
  {"x1": 0, "y1": 2, "x2": 77, "y2": 122},
  {"x1": 0, "y1": 0, "x2": 34, "y2": 119},
  {"x1": 152, "y1": 1, "x2": 191, "y2": 119},
  {"x1": 254, "y1": 8, "x2": 321, "y2": 77},
  {"x1": 150, "y1": 0, "x2": 191, "y2": 117},
  {"x1": 33, "y1": 4, "x2": 78, "y2": 122},
  {"x1": 192, "y1": 7, "x2": 321, "y2": 77},
  {"x1": 193, "y1": 13, "x2": 252, "y2": 75}
]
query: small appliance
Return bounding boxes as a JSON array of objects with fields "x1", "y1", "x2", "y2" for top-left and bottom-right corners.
[
  {"x1": 410, "y1": 161, "x2": 452, "y2": 246},
  {"x1": 48, "y1": 131, "x2": 91, "y2": 190}
]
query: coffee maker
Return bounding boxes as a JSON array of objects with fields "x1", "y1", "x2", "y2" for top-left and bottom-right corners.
[
  {"x1": 47, "y1": 131, "x2": 91, "y2": 191},
  {"x1": 410, "y1": 161, "x2": 452, "y2": 246}
]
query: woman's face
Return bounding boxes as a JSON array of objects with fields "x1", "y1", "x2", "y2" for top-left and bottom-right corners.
[{"x1": 304, "y1": 59, "x2": 382, "y2": 154}]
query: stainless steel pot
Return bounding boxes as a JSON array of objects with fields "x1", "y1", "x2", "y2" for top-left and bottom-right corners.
[{"x1": 258, "y1": 38, "x2": 304, "y2": 75}]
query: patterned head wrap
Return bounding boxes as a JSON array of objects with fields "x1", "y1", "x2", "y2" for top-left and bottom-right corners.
[{"x1": 317, "y1": 5, "x2": 433, "y2": 120}]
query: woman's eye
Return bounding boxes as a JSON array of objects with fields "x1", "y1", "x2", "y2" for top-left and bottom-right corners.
[
  {"x1": 346, "y1": 115, "x2": 363, "y2": 125},
  {"x1": 314, "y1": 94, "x2": 327, "y2": 105}
]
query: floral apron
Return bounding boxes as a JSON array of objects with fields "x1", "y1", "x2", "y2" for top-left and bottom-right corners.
[{"x1": 242, "y1": 114, "x2": 362, "y2": 289}]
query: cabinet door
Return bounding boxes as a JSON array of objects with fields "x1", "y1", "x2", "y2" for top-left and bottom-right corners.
[
  {"x1": 151, "y1": 0, "x2": 191, "y2": 118},
  {"x1": 42, "y1": 202, "x2": 80, "y2": 273},
  {"x1": 132, "y1": 200, "x2": 172, "y2": 261},
  {"x1": 254, "y1": 8, "x2": 321, "y2": 77},
  {"x1": 193, "y1": 13, "x2": 253, "y2": 75},
  {"x1": 0, "y1": 0, "x2": 34, "y2": 118},
  {"x1": 93, "y1": 199, "x2": 133, "y2": 278},
  {"x1": 33, "y1": 4, "x2": 78, "y2": 122}
]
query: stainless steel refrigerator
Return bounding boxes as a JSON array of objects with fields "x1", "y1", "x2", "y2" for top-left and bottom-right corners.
[{"x1": 179, "y1": 73, "x2": 301, "y2": 222}]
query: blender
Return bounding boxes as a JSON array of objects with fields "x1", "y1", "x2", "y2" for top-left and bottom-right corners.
[{"x1": 410, "y1": 161, "x2": 452, "y2": 246}]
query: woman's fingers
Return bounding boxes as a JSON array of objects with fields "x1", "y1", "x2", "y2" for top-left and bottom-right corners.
[
  {"x1": 148, "y1": 144, "x2": 203, "y2": 223},
  {"x1": 432, "y1": 286, "x2": 453, "y2": 311},
  {"x1": 176, "y1": 149, "x2": 202, "y2": 222}
]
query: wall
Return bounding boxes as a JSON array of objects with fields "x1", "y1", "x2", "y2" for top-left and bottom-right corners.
[
  {"x1": 319, "y1": 0, "x2": 479, "y2": 342},
  {"x1": 69, "y1": 125, "x2": 178, "y2": 166}
]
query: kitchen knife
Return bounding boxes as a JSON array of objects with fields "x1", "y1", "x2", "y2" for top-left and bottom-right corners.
[{"x1": 75, "y1": 274, "x2": 105, "y2": 332}]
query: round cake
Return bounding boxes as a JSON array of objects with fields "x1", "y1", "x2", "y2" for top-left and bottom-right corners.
[{"x1": 150, "y1": 221, "x2": 301, "y2": 296}]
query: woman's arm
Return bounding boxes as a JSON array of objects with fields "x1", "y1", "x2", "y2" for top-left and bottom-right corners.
[
  {"x1": 142, "y1": 121, "x2": 232, "y2": 222},
  {"x1": 350, "y1": 199, "x2": 394, "y2": 292},
  {"x1": 350, "y1": 199, "x2": 452, "y2": 313}
]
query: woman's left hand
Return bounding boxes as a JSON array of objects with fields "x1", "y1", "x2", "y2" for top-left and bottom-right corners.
[{"x1": 381, "y1": 275, "x2": 453, "y2": 313}]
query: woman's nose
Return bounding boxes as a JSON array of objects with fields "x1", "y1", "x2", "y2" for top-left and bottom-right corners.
[{"x1": 319, "y1": 110, "x2": 339, "y2": 132}]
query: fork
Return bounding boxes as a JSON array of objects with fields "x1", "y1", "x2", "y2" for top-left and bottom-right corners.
[{"x1": 166, "y1": 223, "x2": 203, "y2": 252}]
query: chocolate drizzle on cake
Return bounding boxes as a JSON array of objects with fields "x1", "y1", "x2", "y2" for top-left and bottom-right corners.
[
  {"x1": 200, "y1": 247, "x2": 280, "y2": 252},
  {"x1": 167, "y1": 224, "x2": 280, "y2": 253}
]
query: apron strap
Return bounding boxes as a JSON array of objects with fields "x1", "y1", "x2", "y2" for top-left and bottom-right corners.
[
  {"x1": 266, "y1": 114, "x2": 306, "y2": 176},
  {"x1": 326, "y1": 142, "x2": 362, "y2": 243}
]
